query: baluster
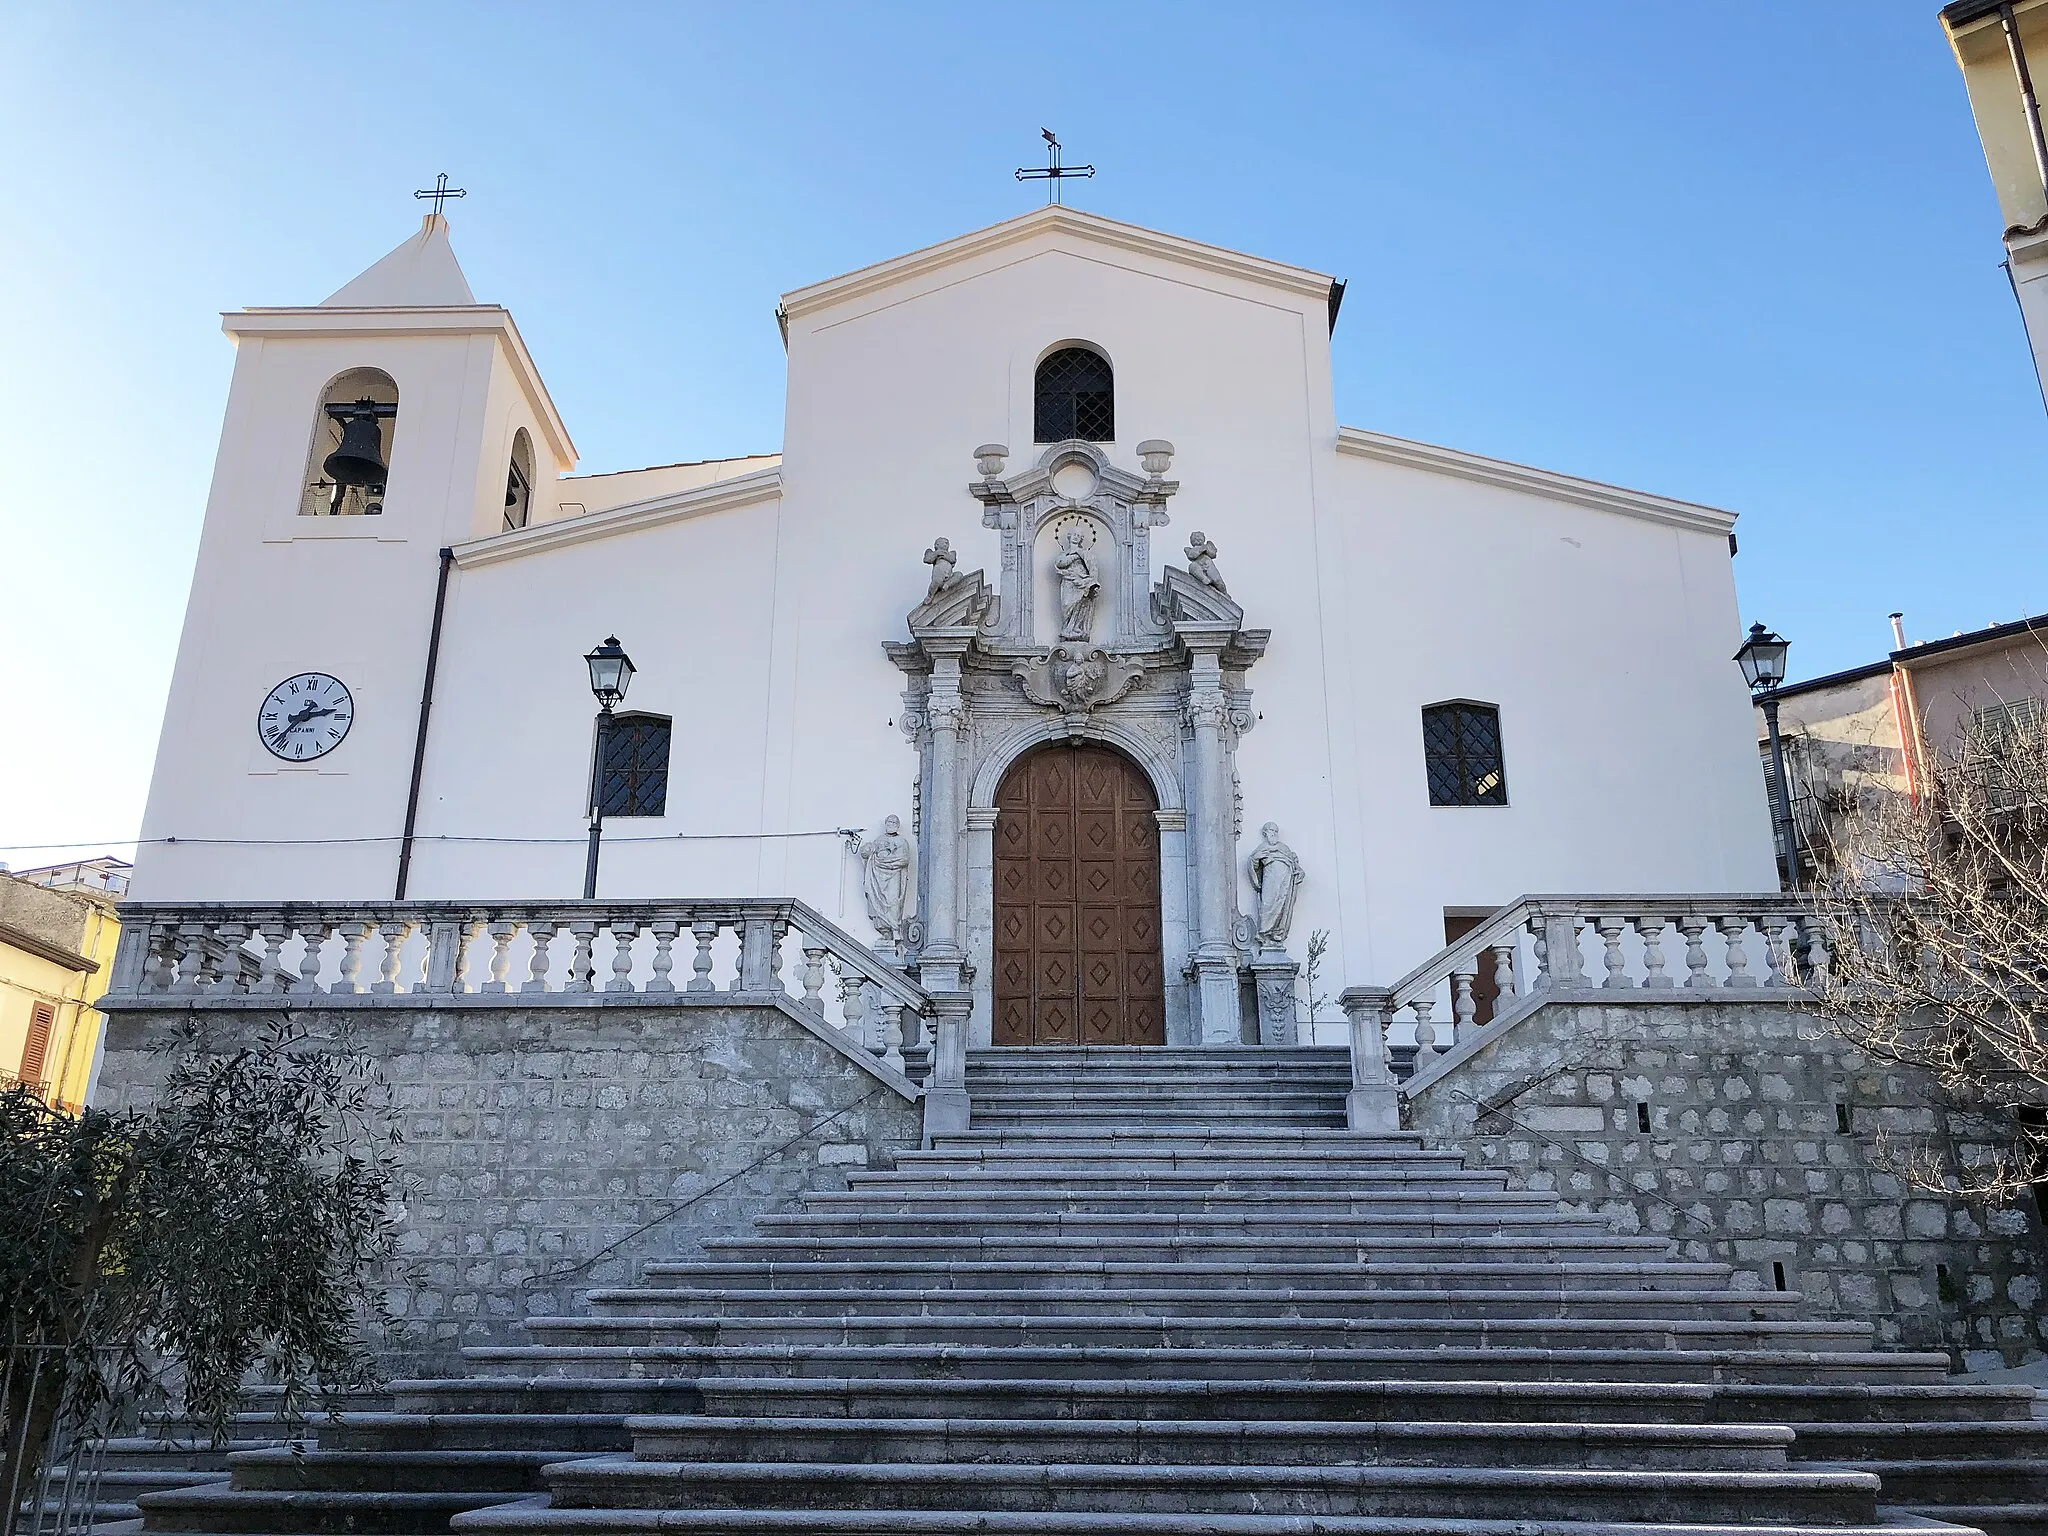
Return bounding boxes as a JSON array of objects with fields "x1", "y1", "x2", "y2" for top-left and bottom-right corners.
[
  {"x1": 142, "y1": 920, "x2": 180, "y2": 994},
  {"x1": 646, "y1": 920, "x2": 680, "y2": 994},
  {"x1": 608, "y1": 921, "x2": 640, "y2": 993},
  {"x1": 1760, "y1": 914, "x2": 1793, "y2": 988},
  {"x1": 1529, "y1": 917, "x2": 1551, "y2": 989},
  {"x1": 1450, "y1": 967, "x2": 1477, "y2": 1044},
  {"x1": 169, "y1": 924, "x2": 204, "y2": 994},
  {"x1": 1639, "y1": 915, "x2": 1673, "y2": 989},
  {"x1": 371, "y1": 920, "x2": 413, "y2": 993},
  {"x1": 799, "y1": 944, "x2": 828, "y2": 1015},
  {"x1": 1490, "y1": 942, "x2": 1517, "y2": 1003},
  {"x1": 1679, "y1": 915, "x2": 1713, "y2": 990},
  {"x1": 689, "y1": 921, "x2": 719, "y2": 991},
  {"x1": 1597, "y1": 916, "x2": 1632, "y2": 989},
  {"x1": 1798, "y1": 914, "x2": 1831, "y2": 989},
  {"x1": 565, "y1": 920, "x2": 598, "y2": 992},
  {"x1": 840, "y1": 974, "x2": 870, "y2": 1042},
  {"x1": 330, "y1": 921, "x2": 370, "y2": 994},
  {"x1": 770, "y1": 919, "x2": 794, "y2": 995},
  {"x1": 482, "y1": 921, "x2": 517, "y2": 993},
  {"x1": 253, "y1": 918, "x2": 290, "y2": 994},
  {"x1": 875, "y1": 997, "x2": 906, "y2": 1075},
  {"x1": 295, "y1": 923, "x2": 331, "y2": 994},
  {"x1": 215, "y1": 921, "x2": 252, "y2": 993},
  {"x1": 1718, "y1": 915, "x2": 1757, "y2": 988},
  {"x1": 1412, "y1": 996, "x2": 1438, "y2": 1056},
  {"x1": 524, "y1": 921, "x2": 559, "y2": 993}
]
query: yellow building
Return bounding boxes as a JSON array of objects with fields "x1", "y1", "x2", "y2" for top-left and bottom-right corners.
[{"x1": 0, "y1": 863, "x2": 125, "y2": 1113}]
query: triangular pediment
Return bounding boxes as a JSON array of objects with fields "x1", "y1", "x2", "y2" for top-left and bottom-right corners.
[{"x1": 780, "y1": 207, "x2": 1334, "y2": 323}]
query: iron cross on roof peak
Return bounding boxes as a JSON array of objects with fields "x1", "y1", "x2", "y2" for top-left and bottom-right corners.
[
  {"x1": 413, "y1": 172, "x2": 467, "y2": 219},
  {"x1": 1015, "y1": 129, "x2": 1094, "y2": 206}
]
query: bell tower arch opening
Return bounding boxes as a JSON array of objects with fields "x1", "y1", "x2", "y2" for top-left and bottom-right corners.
[
  {"x1": 300, "y1": 367, "x2": 398, "y2": 517},
  {"x1": 992, "y1": 740, "x2": 1165, "y2": 1047}
]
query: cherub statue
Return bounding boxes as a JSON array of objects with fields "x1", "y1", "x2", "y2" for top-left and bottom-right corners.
[
  {"x1": 1186, "y1": 532, "x2": 1226, "y2": 594},
  {"x1": 923, "y1": 537, "x2": 957, "y2": 595}
]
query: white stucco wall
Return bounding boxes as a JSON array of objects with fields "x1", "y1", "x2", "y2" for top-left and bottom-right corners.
[{"x1": 132, "y1": 210, "x2": 1778, "y2": 1004}]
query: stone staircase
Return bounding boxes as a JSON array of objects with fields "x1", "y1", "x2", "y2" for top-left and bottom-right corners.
[{"x1": 134, "y1": 1046, "x2": 2048, "y2": 1536}]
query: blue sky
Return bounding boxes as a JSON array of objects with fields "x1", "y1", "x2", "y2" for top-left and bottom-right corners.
[{"x1": 1, "y1": 2, "x2": 2041, "y2": 861}]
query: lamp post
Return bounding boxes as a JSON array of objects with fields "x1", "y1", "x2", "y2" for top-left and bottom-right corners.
[
  {"x1": 582, "y1": 635, "x2": 636, "y2": 900},
  {"x1": 1734, "y1": 622, "x2": 1801, "y2": 890}
]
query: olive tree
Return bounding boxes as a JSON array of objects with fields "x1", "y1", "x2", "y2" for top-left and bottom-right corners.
[{"x1": 1, "y1": 1018, "x2": 402, "y2": 1530}]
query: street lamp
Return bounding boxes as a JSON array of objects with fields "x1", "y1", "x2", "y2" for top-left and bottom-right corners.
[
  {"x1": 582, "y1": 635, "x2": 635, "y2": 899},
  {"x1": 1734, "y1": 622, "x2": 1801, "y2": 889}
]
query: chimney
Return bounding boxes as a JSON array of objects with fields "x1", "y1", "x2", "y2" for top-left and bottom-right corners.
[{"x1": 1889, "y1": 612, "x2": 1907, "y2": 650}]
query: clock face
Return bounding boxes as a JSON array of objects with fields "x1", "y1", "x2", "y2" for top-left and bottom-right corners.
[{"x1": 258, "y1": 673, "x2": 354, "y2": 762}]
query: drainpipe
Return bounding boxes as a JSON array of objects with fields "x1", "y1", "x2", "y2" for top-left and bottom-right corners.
[
  {"x1": 395, "y1": 547, "x2": 456, "y2": 899},
  {"x1": 2002, "y1": 2, "x2": 2048, "y2": 206}
]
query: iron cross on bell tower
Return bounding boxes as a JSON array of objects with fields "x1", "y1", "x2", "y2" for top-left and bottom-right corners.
[
  {"x1": 413, "y1": 172, "x2": 466, "y2": 218},
  {"x1": 1015, "y1": 130, "x2": 1094, "y2": 205}
]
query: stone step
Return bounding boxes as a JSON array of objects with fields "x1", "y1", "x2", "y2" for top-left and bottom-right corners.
[
  {"x1": 135, "y1": 1483, "x2": 529, "y2": 1535},
  {"x1": 964, "y1": 1049, "x2": 1352, "y2": 1067},
  {"x1": 1792, "y1": 1419, "x2": 2048, "y2": 1461},
  {"x1": 96, "y1": 1440, "x2": 283, "y2": 1472},
  {"x1": 539, "y1": 1454, "x2": 1883, "y2": 1524},
  {"x1": 621, "y1": 1412, "x2": 1797, "y2": 1472},
  {"x1": 221, "y1": 1447, "x2": 572, "y2": 1493},
  {"x1": 457, "y1": 1342, "x2": 1952, "y2": 1385},
  {"x1": 388, "y1": 1380, "x2": 714, "y2": 1418},
  {"x1": 312, "y1": 1415, "x2": 636, "y2": 1455},
  {"x1": 683, "y1": 1372, "x2": 2031, "y2": 1426},
  {"x1": 1896, "y1": 1504, "x2": 2048, "y2": 1536},
  {"x1": 580, "y1": 1285, "x2": 1807, "y2": 1322},
  {"x1": 925, "y1": 1130, "x2": 1428, "y2": 1151},
  {"x1": 515, "y1": 1313, "x2": 1874, "y2": 1354},
  {"x1": 450, "y1": 1502, "x2": 1982, "y2": 1536},
  {"x1": 634, "y1": 1259, "x2": 1750, "y2": 1293},
  {"x1": 795, "y1": 1190, "x2": 1559, "y2": 1216},
  {"x1": 961, "y1": 1078, "x2": 1354, "y2": 1100},
  {"x1": 1844, "y1": 1457, "x2": 2048, "y2": 1502},
  {"x1": 965, "y1": 1112, "x2": 1352, "y2": 1130},
  {"x1": 859, "y1": 1166, "x2": 1496, "y2": 1190},
  {"x1": 747, "y1": 1211, "x2": 1624, "y2": 1238},
  {"x1": 964, "y1": 1091, "x2": 1349, "y2": 1113},
  {"x1": 700, "y1": 1235, "x2": 1701, "y2": 1265}
]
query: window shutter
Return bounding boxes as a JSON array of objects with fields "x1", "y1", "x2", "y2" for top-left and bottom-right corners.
[{"x1": 20, "y1": 1001, "x2": 55, "y2": 1086}]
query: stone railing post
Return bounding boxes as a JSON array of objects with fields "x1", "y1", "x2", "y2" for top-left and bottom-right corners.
[
  {"x1": 1339, "y1": 985, "x2": 1398, "y2": 1132},
  {"x1": 1538, "y1": 907, "x2": 1587, "y2": 987},
  {"x1": 922, "y1": 992, "x2": 973, "y2": 1141}
]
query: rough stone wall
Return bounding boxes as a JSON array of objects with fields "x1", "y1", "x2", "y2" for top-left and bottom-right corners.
[
  {"x1": 96, "y1": 998, "x2": 924, "y2": 1376},
  {"x1": 1406, "y1": 998, "x2": 2048, "y2": 1369}
]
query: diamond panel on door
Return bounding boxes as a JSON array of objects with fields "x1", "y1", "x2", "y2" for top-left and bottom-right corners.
[{"x1": 991, "y1": 742, "x2": 1165, "y2": 1046}]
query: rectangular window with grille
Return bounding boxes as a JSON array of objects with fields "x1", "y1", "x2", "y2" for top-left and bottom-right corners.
[
  {"x1": 1967, "y1": 698, "x2": 2045, "y2": 809},
  {"x1": 1422, "y1": 702, "x2": 1509, "y2": 807},
  {"x1": 595, "y1": 713, "x2": 671, "y2": 818},
  {"x1": 20, "y1": 1000, "x2": 55, "y2": 1087}
]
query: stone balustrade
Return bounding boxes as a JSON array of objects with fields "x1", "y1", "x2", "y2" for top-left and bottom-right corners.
[
  {"x1": 1339, "y1": 894, "x2": 1821, "y2": 1130},
  {"x1": 107, "y1": 899, "x2": 931, "y2": 1077}
]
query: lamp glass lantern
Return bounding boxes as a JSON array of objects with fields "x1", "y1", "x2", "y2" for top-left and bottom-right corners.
[
  {"x1": 1734, "y1": 623, "x2": 1789, "y2": 693},
  {"x1": 584, "y1": 636, "x2": 635, "y2": 710}
]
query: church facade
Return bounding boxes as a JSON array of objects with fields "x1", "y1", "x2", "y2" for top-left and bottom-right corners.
[{"x1": 134, "y1": 206, "x2": 1777, "y2": 1046}]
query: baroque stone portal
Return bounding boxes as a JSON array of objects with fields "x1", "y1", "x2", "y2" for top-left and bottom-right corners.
[{"x1": 886, "y1": 439, "x2": 1270, "y2": 1046}]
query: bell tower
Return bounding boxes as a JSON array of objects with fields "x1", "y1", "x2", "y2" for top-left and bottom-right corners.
[{"x1": 133, "y1": 213, "x2": 577, "y2": 901}]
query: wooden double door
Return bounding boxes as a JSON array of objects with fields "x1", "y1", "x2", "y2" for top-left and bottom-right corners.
[{"x1": 992, "y1": 742, "x2": 1166, "y2": 1046}]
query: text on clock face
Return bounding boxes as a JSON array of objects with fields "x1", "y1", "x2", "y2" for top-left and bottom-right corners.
[{"x1": 258, "y1": 673, "x2": 355, "y2": 761}]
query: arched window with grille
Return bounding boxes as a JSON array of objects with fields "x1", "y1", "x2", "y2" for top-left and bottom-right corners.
[
  {"x1": 1034, "y1": 345, "x2": 1114, "y2": 443},
  {"x1": 594, "y1": 712, "x2": 671, "y2": 817},
  {"x1": 1422, "y1": 701, "x2": 1508, "y2": 807}
]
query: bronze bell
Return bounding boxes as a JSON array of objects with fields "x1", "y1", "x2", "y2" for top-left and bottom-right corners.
[{"x1": 323, "y1": 400, "x2": 388, "y2": 488}]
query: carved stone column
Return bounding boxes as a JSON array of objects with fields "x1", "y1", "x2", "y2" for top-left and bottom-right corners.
[
  {"x1": 922, "y1": 990, "x2": 973, "y2": 1141},
  {"x1": 919, "y1": 642, "x2": 968, "y2": 993},
  {"x1": 1246, "y1": 954, "x2": 1300, "y2": 1046},
  {"x1": 1339, "y1": 984, "x2": 1400, "y2": 1132},
  {"x1": 1184, "y1": 636, "x2": 1243, "y2": 1043}
]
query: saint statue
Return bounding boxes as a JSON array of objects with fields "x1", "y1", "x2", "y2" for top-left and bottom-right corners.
[
  {"x1": 922, "y1": 537, "x2": 956, "y2": 596},
  {"x1": 1185, "y1": 532, "x2": 1227, "y2": 594},
  {"x1": 859, "y1": 815, "x2": 914, "y2": 947},
  {"x1": 1053, "y1": 526, "x2": 1100, "y2": 642},
  {"x1": 1247, "y1": 821, "x2": 1304, "y2": 954}
]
